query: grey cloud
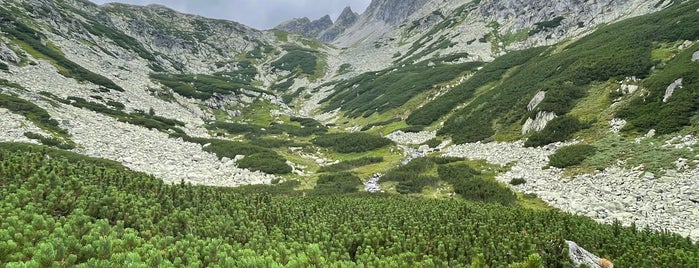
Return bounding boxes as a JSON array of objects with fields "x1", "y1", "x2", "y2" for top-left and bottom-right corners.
[{"x1": 90, "y1": 0, "x2": 372, "y2": 29}]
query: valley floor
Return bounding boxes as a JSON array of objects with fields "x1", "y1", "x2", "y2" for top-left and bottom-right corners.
[{"x1": 3, "y1": 102, "x2": 698, "y2": 241}]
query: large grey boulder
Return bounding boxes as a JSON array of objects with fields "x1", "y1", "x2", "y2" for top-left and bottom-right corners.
[
  {"x1": 567, "y1": 240, "x2": 614, "y2": 268},
  {"x1": 692, "y1": 51, "x2": 699, "y2": 62},
  {"x1": 522, "y1": 111, "x2": 556, "y2": 134}
]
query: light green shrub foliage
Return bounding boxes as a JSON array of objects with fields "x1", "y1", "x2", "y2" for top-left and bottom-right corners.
[{"x1": 2, "y1": 147, "x2": 697, "y2": 266}]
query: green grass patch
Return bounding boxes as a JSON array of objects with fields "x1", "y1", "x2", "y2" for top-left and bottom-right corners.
[{"x1": 584, "y1": 134, "x2": 699, "y2": 174}]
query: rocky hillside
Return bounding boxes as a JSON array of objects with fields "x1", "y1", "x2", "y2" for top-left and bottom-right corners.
[{"x1": 1, "y1": 0, "x2": 699, "y2": 242}]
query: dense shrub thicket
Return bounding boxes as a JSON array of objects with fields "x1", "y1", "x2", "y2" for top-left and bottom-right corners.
[
  {"x1": 271, "y1": 48, "x2": 317, "y2": 75},
  {"x1": 208, "y1": 117, "x2": 327, "y2": 138},
  {"x1": 524, "y1": 116, "x2": 587, "y2": 147},
  {"x1": 407, "y1": 47, "x2": 544, "y2": 127},
  {"x1": 616, "y1": 43, "x2": 699, "y2": 134},
  {"x1": 313, "y1": 172, "x2": 362, "y2": 195},
  {"x1": 322, "y1": 60, "x2": 483, "y2": 118},
  {"x1": 237, "y1": 152, "x2": 292, "y2": 174},
  {"x1": 380, "y1": 157, "x2": 516, "y2": 205},
  {"x1": 382, "y1": 157, "x2": 439, "y2": 194},
  {"x1": 150, "y1": 72, "x2": 263, "y2": 101},
  {"x1": 313, "y1": 133, "x2": 393, "y2": 153},
  {"x1": 548, "y1": 144, "x2": 597, "y2": 168},
  {"x1": 2, "y1": 145, "x2": 697, "y2": 267},
  {"x1": 423, "y1": 137, "x2": 442, "y2": 148},
  {"x1": 438, "y1": 163, "x2": 517, "y2": 206}
]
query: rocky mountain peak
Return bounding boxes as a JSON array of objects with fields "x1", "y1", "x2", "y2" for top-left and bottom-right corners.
[
  {"x1": 318, "y1": 6, "x2": 360, "y2": 42},
  {"x1": 337, "y1": 6, "x2": 359, "y2": 27},
  {"x1": 276, "y1": 17, "x2": 312, "y2": 32},
  {"x1": 275, "y1": 15, "x2": 333, "y2": 39}
]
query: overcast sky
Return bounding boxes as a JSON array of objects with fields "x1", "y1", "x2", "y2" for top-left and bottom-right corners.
[{"x1": 90, "y1": 0, "x2": 372, "y2": 30}]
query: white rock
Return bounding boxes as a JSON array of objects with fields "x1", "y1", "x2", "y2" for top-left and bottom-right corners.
[
  {"x1": 663, "y1": 78, "x2": 683, "y2": 103},
  {"x1": 527, "y1": 91, "x2": 546, "y2": 111},
  {"x1": 522, "y1": 111, "x2": 556, "y2": 134},
  {"x1": 609, "y1": 118, "x2": 626, "y2": 133}
]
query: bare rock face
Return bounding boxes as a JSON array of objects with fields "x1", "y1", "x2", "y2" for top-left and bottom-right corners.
[
  {"x1": 365, "y1": 0, "x2": 430, "y2": 25},
  {"x1": 527, "y1": 91, "x2": 546, "y2": 111},
  {"x1": 692, "y1": 50, "x2": 699, "y2": 62},
  {"x1": 663, "y1": 78, "x2": 683, "y2": 103},
  {"x1": 319, "y1": 7, "x2": 360, "y2": 42}
]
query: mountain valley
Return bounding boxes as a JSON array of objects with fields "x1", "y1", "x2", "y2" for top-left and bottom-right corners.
[{"x1": 1, "y1": 0, "x2": 699, "y2": 266}]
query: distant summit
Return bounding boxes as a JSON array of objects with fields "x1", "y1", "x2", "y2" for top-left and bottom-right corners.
[{"x1": 275, "y1": 6, "x2": 359, "y2": 42}]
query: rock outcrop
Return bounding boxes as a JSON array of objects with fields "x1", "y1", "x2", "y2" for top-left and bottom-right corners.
[
  {"x1": 567, "y1": 241, "x2": 614, "y2": 268},
  {"x1": 0, "y1": 43, "x2": 19, "y2": 63},
  {"x1": 522, "y1": 111, "x2": 556, "y2": 134},
  {"x1": 693, "y1": 50, "x2": 699, "y2": 62},
  {"x1": 609, "y1": 118, "x2": 627, "y2": 133},
  {"x1": 527, "y1": 91, "x2": 546, "y2": 111},
  {"x1": 663, "y1": 78, "x2": 683, "y2": 102}
]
